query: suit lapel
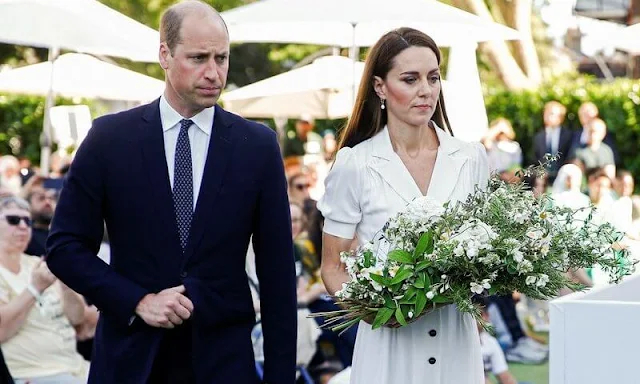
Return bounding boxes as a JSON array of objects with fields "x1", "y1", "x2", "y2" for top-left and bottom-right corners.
[
  {"x1": 139, "y1": 99, "x2": 183, "y2": 254},
  {"x1": 182, "y1": 105, "x2": 236, "y2": 264}
]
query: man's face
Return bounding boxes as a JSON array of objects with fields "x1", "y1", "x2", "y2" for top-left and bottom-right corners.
[
  {"x1": 29, "y1": 187, "x2": 57, "y2": 224},
  {"x1": 543, "y1": 105, "x2": 564, "y2": 127},
  {"x1": 160, "y1": 13, "x2": 229, "y2": 117}
]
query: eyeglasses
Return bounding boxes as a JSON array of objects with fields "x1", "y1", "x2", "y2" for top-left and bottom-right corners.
[
  {"x1": 3, "y1": 215, "x2": 32, "y2": 227},
  {"x1": 294, "y1": 183, "x2": 310, "y2": 191}
]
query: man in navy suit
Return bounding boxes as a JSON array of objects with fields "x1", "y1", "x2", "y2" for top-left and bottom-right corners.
[
  {"x1": 532, "y1": 101, "x2": 574, "y2": 183},
  {"x1": 45, "y1": 1, "x2": 297, "y2": 383}
]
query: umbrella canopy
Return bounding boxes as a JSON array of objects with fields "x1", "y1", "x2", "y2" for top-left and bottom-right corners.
[
  {"x1": 0, "y1": 0, "x2": 158, "y2": 62},
  {"x1": 222, "y1": 0, "x2": 521, "y2": 47},
  {"x1": 221, "y1": 56, "x2": 364, "y2": 119},
  {"x1": 613, "y1": 23, "x2": 640, "y2": 55},
  {"x1": 0, "y1": 53, "x2": 164, "y2": 102}
]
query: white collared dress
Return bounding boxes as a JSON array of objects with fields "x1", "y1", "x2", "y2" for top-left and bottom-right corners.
[{"x1": 318, "y1": 124, "x2": 489, "y2": 384}]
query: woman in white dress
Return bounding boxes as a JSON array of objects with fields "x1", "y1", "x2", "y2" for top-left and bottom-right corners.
[{"x1": 317, "y1": 28, "x2": 488, "y2": 384}]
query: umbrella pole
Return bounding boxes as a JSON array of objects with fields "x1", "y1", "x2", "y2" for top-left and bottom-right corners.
[
  {"x1": 40, "y1": 46, "x2": 60, "y2": 177},
  {"x1": 349, "y1": 22, "x2": 358, "y2": 107}
]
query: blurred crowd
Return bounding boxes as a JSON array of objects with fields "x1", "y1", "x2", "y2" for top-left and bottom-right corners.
[{"x1": 0, "y1": 100, "x2": 637, "y2": 383}]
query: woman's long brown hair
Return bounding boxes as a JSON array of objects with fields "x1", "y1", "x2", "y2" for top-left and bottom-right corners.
[{"x1": 338, "y1": 27, "x2": 453, "y2": 150}]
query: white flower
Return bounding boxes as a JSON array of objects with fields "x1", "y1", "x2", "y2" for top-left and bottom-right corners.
[
  {"x1": 526, "y1": 228, "x2": 544, "y2": 241},
  {"x1": 452, "y1": 219, "x2": 498, "y2": 247},
  {"x1": 513, "y1": 211, "x2": 529, "y2": 224},
  {"x1": 388, "y1": 265, "x2": 400, "y2": 278},
  {"x1": 441, "y1": 274, "x2": 447, "y2": 279},
  {"x1": 454, "y1": 245, "x2": 465, "y2": 257},
  {"x1": 426, "y1": 291, "x2": 435, "y2": 300},
  {"x1": 408, "y1": 311, "x2": 414, "y2": 319},
  {"x1": 470, "y1": 282, "x2": 484, "y2": 294},
  {"x1": 536, "y1": 274, "x2": 549, "y2": 288},
  {"x1": 470, "y1": 280, "x2": 491, "y2": 295},
  {"x1": 404, "y1": 196, "x2": 445, "y2": 222},
  {"x1": 467, "y1": 245, "x2": 479, "y2": 259},
  {"x1": 512, "y1": 250, "x2": 524, "y2": 263},
  {"x1": 525, "y1": 276, "x2": 537, "y2": 286}
]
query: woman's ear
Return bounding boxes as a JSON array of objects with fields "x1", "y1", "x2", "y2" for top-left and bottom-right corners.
[{"x1": 373, "y1": 76, "x2": 385, "y2": 99}]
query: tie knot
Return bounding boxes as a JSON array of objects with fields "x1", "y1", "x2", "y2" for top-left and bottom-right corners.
[{"x1": 180, "y1": 119, "x2": 194, "y2": 131}]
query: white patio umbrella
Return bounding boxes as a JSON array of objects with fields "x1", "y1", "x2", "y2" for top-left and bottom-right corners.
[
  {"x1": 0, "y1": 0, "x2": 158, "y2": 62},
  {"x1": 221, "y1": 56, "x2": 365, "y2": 119},
  {"x1": 0, "y1": 53, "x2": 164, "y2": 102},
  {"x1": 222, "y1": 0, "x2": 521, "y2": 48},
  {"x1": 613, "y1": 23, "x2": 640, "y2": 55},
  {"x1": 222, "y1": 0, "x2": 519, "y2": 141},
  {"x1": 0, "y1": 0, "x2": 160, "y2": 174}
]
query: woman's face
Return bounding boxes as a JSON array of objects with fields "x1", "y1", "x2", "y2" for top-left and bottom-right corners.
[
  {"x1": 374, "y1": 46, "x2": 441, "y2": 129},
  {"x1": 290, "y1": 204, "x2": 303, "y2": 239},
  {"x1": 0, "y1": 206, "x2": 32, "y2": 254}
]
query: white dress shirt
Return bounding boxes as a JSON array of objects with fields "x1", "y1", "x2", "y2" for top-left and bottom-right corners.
[
  {"x1": 545, "y1": 126, "x2": 561, "y2": 154},
  {"x1": 159, "y1": 95, "x2": 214, "y2": 209}
]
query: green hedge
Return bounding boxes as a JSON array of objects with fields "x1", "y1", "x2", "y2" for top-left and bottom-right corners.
[
  {"x1": 484, "y1": 75, "x2": 640, "y2": 180},
  {"x1": 0, "y1": 94, "x2": 90, "y2": 164}
]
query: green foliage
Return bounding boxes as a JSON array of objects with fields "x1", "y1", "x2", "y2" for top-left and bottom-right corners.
[
  {"x1": 0, "y1": 94, "x2": 87, "y2": 163},
  {"x1": 484, "y1": 75, "x2": 640, "y2": 179}
]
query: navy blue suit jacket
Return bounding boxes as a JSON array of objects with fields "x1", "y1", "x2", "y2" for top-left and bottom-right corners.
[{"x1": 46, "y1": 100, "x2": 297, "y2": 384}]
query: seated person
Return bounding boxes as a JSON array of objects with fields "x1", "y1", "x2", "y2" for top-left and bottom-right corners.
[
  {"x1": 475, "y1": 296, "x2": 518, "y2": 384},
  {"x1": 0, "y1": 197, "x2": 88, "y2": 384}
]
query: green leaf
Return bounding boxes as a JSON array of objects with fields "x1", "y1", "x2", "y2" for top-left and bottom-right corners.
[
  {"x1": 422, "y1": 272, "x2": 432, "y2": 290},
  {"x1": 372, "y1": 307, "x2": 395, "y2": 329},
  {"x1": 384, "y1": 296, "x2": 395, "y2": 309},
  {"x1": 415, "y1": 259, "x2": 431, "y2": 273},
  {"x1": 363, "y1": 250, "x2": 373, "y2": 268},
  {"x1": 387, "y1": 249, "x2": 414, "y2": 264},
  {"x1": 415, "y1": 290, "x2": 427, "y2": 315},
  {"x1": 414, "y1": 231, "x2": 433, "y2": 258},
  {"x1": 395, "y1": 306, "x2": 407, "y2": 326},
  {"x1": 403, "y1": 286, "x2": 418, "y2": 301},
  {"x1": 389, "y1": 266, "x2": 413, "y2": 285},
  {"x1": 414, "y1": 279, "x2": 424, "y2": 289},
  {"x1": 369, "y1": 273, "x2": 389, "y2": 286},
  {"x1": 432, "y1": 294, "x2": 450, "y2": 304}
]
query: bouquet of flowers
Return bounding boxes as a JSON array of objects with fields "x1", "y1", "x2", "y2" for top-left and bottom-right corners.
[{"x1": 316, "y1": 166, "x2": 636, "y2": 333}]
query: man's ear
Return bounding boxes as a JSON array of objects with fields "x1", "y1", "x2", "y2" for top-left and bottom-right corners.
[
  {"x1": 159, "y1": 42, "x2": 171, "y2": 70},
  {"x1": 373, "y1": 76, "x2": 385, "y2": 99}
]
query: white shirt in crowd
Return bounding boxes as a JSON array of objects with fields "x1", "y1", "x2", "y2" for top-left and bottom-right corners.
[
  {"x1": 480, "y1": 331, "x2": 509, "y2": 377},
  {"x1": 159, "y1": 95, "x2": 214, "y2": 209},
  {"x1": 545, "y1": 126, "x2": 561, "y2": 154}
]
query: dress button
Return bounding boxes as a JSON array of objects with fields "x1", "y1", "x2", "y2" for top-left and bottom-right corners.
[
  {"x1": 180, "y1": 271, "x2": 188, "y2": 278},
  {"x1": 428, "y1": 357, "x2": 436, "y2": 365},
  {"x1": 429, "y1": 329, "x2": 437, "y2": 337}
]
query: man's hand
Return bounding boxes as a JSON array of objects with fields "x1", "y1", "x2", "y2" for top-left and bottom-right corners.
[{"x1": 134, "y1": 285, "x2": 194, "y2": 328}]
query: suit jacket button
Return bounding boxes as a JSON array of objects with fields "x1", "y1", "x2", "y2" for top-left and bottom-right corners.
[
  {"x1": 429, "y1": 329, "x2": 437, "y2": 337},
  {"x1": 180, "y1": 271, "x2": 187, "y2": 278},
  {"x1": 428, "y1": 357, "x2": 436, "y2": 365}
]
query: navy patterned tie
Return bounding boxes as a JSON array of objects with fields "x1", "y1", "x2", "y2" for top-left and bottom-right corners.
[{"x1": 173, "y1": 119, "x2": 193, "y2": 251}]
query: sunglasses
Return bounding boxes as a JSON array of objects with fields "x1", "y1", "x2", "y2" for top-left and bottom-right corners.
[
  {"x1": 294, "y1": 183, "x2": 310, "y2": 191},
  {"x1": 3, "y1": 215, "x2": 32, "y2": 227}
]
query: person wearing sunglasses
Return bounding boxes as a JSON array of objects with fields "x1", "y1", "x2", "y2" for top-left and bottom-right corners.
[
  {"x1": 0, "y1": 197, "x2": 89, "y2": 383},
  {"x1": 287, "y1": 172, "x2": 312, "y2": 205}
]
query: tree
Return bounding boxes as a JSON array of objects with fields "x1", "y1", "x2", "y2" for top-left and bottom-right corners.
[{"x1": 450, "y1": 0, "x2": 549, "y2": 90}]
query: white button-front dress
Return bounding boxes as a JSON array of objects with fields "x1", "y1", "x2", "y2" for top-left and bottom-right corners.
[{"x1": 318, "y1": 124, "x2": 489, "y2": 384}]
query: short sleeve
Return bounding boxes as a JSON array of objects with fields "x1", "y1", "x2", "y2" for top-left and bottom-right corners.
[
  {"x1": 486, "y1": 334, "x2": 509, "y2": 375},
  {"x1": 317, "y1": 147, "x2": 362, "y2": 239},
  {"x1": 472, "y1": 142, "x2": 490, "y2": 191}
]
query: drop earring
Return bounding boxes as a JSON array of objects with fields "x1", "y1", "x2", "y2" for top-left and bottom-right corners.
[{"x1": 380, "y1": 98, "x2": 386, "y2": 110}]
